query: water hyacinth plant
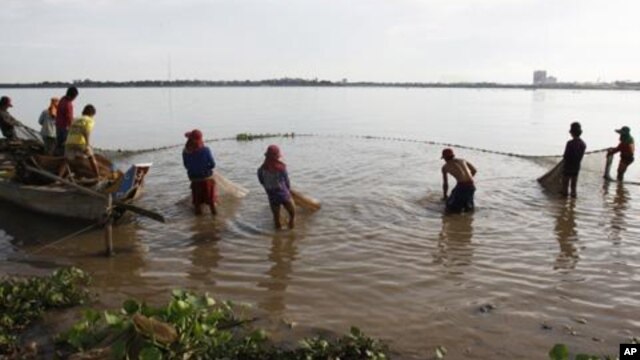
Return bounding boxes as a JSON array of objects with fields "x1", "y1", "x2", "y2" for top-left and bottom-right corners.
[
  {"x1": 548, "y1": 343, "x2": 617, "y2": 360},
  {"x1": 57, "y1": 289, "x2": 389, "y2": 360},
  {"x1": 0, "y1": 267, "x2": 90, "y2": 354},
  {"x1": 236, "y1": 133, "x2": 295, "y2": 141}
]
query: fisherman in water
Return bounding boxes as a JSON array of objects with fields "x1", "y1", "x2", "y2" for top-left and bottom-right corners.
[
  {"x1": 561, "y1": 122, "x2": 586, "y2": 198},
  {"x1": 607, "y1": 126, "x2": 635, "y2": 181},
  {"x1": 441, "y1": 148, "x2": 477, "y2": 213}
]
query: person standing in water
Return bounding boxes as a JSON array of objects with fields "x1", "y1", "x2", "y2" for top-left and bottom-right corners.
[
  {"x1": 607, "y1": 126, "x2": 635, "y2": 181},
  {"x1": 182, "y1": 129, "x2": 217, "y2": 216},
  {"x1": 561, "y1": 122, "x2": 586, "y2": 198},
  {"x1": 441, "y1": 148, "x2": 477, "y2": 213},
  {"x1": 258, "y1": 145, "x2": 295, "y2": 229},
  {"x1": 38, "y1": 97, "x2": 59, "y2": 155}
]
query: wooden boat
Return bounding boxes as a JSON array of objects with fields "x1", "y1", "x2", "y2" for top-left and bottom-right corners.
[{"x1": 0, "y1": 139, "x2": 152, "y2": 221}]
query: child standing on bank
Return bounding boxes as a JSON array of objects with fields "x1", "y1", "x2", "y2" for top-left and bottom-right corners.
[
  {"x1": 257, "y1": 145, "x2": 295, "y2": 229},
  {"x1": 182, "y1": 129, "x2": 217, "y2": 216}
]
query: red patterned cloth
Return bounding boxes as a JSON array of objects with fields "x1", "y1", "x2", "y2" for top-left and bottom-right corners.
[
  {"x1": 191, "y1": 178, "x2": 217, "y2": 206},
  {"x1": 262, "y1": 144, "x2": 286, "y2": 172},
  {"x1": 184, "y1": 129, "x2": 204, "y2": 153}
]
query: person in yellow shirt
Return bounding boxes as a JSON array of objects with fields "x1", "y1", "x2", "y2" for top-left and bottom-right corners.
[{"x1": 65, "y1": 104, "x2": 99, "y2": 178}]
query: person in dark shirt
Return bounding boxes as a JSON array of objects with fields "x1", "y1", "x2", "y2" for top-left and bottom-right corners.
[
  {"x1": 0, "y1": 96, "x2": 18, "y2": 140},
  {"x1": 257, "y1": 145, "x2": 295, "y2": 229},
  {"x1": 562, "y1": 122, "x2": 587, "y2": 198},
  {"x1": 182, "y1": 129, "x2": 217, "y2": 216},
  {"x1": 607, "y1": 126, "x2": 635, "y2": 181}
]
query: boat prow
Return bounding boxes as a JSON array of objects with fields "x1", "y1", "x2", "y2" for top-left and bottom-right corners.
[{"x1": 113, "y1": 163, "x2": 152, "y2": 202}]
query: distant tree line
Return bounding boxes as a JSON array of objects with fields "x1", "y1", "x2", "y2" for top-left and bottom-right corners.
[{"x1": 1, "y1": 77, "x2": 639, "y2": 91}]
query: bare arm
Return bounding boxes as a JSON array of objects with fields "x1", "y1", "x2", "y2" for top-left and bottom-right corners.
[
  {"x1": 38, "y1": 111, "x2": 46, "y2": 126},
  {"x1": 442, "y1": 167, "x2": 448, "y2": 199},
  {"x1": 467, "y1": 161, "x2": 477, "y2": 177},
  {"x1": 608, "y1": 143, "x2": 621, "y2": 155}
]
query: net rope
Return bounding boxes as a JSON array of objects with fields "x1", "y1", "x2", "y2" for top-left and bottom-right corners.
[{"x1": 95, "y1": 132, "x2": 617, "y2": 190}]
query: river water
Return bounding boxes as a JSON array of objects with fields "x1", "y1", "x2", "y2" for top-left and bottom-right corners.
[{"x1": 1, "y1": 87, "x2": 639, "y2": 359}]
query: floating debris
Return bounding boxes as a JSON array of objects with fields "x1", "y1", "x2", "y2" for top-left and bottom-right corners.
[
  {"x1": 573, "y1": 317, "x2": 588, "y2": 324},
  {"x1": 435, "y1": 345, "x2": 448, "y2": 359},
  {"x1": 477, "y1": 303, "x2": 496, "y2": 314}
]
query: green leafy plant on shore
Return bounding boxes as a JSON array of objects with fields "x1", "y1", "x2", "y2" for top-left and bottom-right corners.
[
  {"x1": 0, "y1": 267, "x2": 90, "y2": 354},
  {"x1": 236, "y1": 132, "x2": 295, "y2": 141},
  {"x1": 548, "y1": 344, "x2": 615, "y2": 360},
  {"x1": 57, "y1": 289, "x2": 388, "y2": 360}
]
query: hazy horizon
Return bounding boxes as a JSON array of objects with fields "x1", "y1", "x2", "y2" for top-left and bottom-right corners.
[{"x1": 2, "y1": 0, "x2": 639, "y2": 84}]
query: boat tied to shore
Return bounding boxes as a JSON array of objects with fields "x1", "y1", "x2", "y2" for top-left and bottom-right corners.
[{"x1": 0, "y1": 137, "x2": 153, "y2": 222}]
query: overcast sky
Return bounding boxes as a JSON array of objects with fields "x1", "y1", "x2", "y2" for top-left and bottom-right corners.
[{"x1": 1, "y1": 0, "x2": 639, "y2": 84}]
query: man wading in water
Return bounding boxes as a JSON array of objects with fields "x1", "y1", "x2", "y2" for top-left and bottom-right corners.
[{"x1": 441, "y1": 148, "x2": 477, "y2": 213}]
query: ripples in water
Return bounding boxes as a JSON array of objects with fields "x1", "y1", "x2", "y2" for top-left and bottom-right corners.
[{"x1": 1, "y1": 136, "x2": 639, "y2": 359}]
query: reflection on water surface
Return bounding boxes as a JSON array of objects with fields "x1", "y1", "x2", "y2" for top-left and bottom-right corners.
[{"x1": 1, "y1": 136, "x2": 639, "y2": 359}]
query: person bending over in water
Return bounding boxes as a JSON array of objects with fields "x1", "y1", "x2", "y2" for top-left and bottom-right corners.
[
  {"x1": 561, "y1": 122, "x2": 586, "y2": 198},
  {"x1": 182, "y1": 129, "x2": 217, "y2": 216},
  {"x1": 258, "y1": 145, "x2": 295, "y2": 229},
  {"x1": 607, "y1": 126, "x2": 635, "y2": 181},
  {"x1": 441, "y1": 148, "x2": 477, "y2": 213}
]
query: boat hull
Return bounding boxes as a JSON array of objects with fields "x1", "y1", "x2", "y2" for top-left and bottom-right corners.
[
  {"x1": 0, "y1": 180, "x2": 108, "y2": 221},
  {"x1": 0, "y1": 163, "x2": 151, "y2": 221}
]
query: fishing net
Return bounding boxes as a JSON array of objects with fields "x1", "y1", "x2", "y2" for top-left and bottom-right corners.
[
  {"x1": 535, "y1": 149, "x2": 610, "y2": 193},
  {"x1": 14, "y1": 123, "x2": 42, "y2": 143},
  {"x1": 90, "y1": 133, "x2": 628, "y2": 190}
]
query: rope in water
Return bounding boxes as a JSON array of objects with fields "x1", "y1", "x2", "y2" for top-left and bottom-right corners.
[
  {"x1": 313, "y1": 133, "x2": 610, "y2": 159},
  {"x1": 30, "y1": 222, "x2": 101, "y2": 254}
]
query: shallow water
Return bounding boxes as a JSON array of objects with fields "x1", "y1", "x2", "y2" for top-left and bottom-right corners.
[
  {"x1": 1, "y1": 88, "x2": 639, "y2": 359},
  {"x1": 1, "y1": 136, "x2": 638, "y2": 359}
]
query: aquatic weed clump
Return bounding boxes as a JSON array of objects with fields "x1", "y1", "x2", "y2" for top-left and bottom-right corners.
[
  {"x1": 236, "y1": 132, "x2": 295, "y2": 141},
  {"x1": 0, "y1": 267, "x2": 90, "y2": 354},
  {"x1": 57, "y1": 289, "x2": 388, "y2": 360}
]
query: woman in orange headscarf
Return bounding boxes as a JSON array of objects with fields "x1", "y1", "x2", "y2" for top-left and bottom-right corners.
[{"x1": 38, "y1": 97, "x2": 59, "y2": 155}]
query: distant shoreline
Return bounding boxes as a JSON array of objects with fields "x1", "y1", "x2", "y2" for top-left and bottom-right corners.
[{"x1": 1, "y1": 79, "x2": 639, "y2": 91}]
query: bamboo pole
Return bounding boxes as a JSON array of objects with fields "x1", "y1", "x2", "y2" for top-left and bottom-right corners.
[{"x1": 104, "y1": 193, "x2": 114, "y2": 256}]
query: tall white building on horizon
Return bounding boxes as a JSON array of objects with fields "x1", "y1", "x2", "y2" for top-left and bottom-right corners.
[{"x1": 533, "y1": 70, "x2": 547, "y2": 85}]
